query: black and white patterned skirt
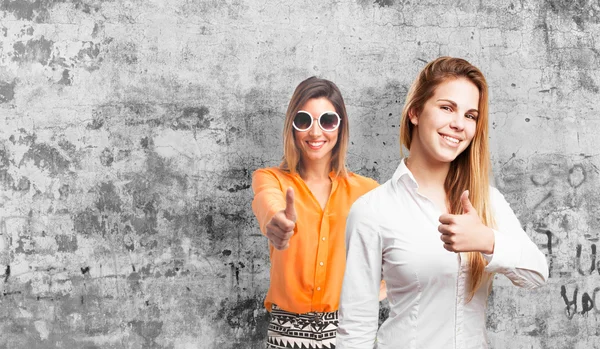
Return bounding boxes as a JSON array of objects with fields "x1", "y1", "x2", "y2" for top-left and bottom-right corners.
[{"x1": 266, "y1": 304, "x2": 339, "y2": 349}]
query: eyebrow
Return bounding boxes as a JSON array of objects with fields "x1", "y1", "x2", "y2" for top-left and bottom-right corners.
[{"x1": 437, "y1": 99, "x2": 479, "y2": 114}]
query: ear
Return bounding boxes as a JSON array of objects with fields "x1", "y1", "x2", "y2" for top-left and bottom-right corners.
[{"x1": 408, "y1": 108, "x2": 418, "y2": 126}]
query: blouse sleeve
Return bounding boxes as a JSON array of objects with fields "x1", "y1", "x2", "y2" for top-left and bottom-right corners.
[
  {"x1": 251, "y1": 169, "x2": 286, "y2": 235},
  {"x1": 337, "y1": 197, "x2": 382, "y2": 348},
  {"x1": 483, "y1": 188, "x2": 549, "y2": 289}
]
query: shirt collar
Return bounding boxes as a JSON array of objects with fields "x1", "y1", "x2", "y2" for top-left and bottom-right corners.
[{"x1": 391, "y1": 158, "x2": 419, "y2": 190}]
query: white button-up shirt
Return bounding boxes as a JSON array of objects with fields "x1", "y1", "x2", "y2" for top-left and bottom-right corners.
[{"x1": 337, "y1": 159, "x2": 549, "y2": 349}]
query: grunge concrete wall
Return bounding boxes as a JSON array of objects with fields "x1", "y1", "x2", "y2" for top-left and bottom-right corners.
[{"x1": 0, "y1": 0, "x2": 598, "y2": 348}]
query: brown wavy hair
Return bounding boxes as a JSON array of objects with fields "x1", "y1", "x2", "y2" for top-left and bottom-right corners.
[
  {"x1": 280, "y1": 76, "x2": 349, "y2": 177},
  {"x1": 400, "y1": 57, "x2": 496, "y2": 301}
]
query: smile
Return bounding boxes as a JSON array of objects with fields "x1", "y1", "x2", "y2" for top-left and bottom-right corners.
[
  {"x1": 440, "y1": 134, "x2": 461, "y2": 146},
  {"x1": 307, "y1": 141, "x2": 326, "y2": 149}
]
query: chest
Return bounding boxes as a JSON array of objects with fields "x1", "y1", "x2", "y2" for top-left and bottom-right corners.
[
  {"x1": 379, "y1": 192, "x2": 462, "y2": 288},
  {"x1": 304, "y1": 180, "x2": 332, "y2": 210}
]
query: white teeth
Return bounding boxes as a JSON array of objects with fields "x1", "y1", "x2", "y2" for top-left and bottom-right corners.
[
  {"x1": 442, "y1": 135, "x2": 459, "y2": 144},
  {"x1": 308, "y1": 141, "x2": 325, "y2": 146}
]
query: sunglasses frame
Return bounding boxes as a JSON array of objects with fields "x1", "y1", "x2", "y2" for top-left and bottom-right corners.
[{"x1": 292, "y1": 110, "x2": 341, "y2": 132}]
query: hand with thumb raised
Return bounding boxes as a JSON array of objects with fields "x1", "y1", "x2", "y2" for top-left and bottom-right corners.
[
  {"x1": 265, "y1": 188, "x2": 297, "y2": 250},
  {"x1": 438, "y1": 190, "x2": 495, "y2": 253}
]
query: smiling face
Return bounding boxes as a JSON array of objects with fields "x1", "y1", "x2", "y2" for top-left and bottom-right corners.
[
  {"x1": 294, "y1": 97, "x2": 339, "y2": 167},
  {"x1": 408, "y1": 77, "x2": 480, "y2": 164}
]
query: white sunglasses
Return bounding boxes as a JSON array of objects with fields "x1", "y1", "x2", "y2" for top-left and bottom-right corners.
[{"x1": 292, "y1": 110, "x2": 341, "y2": 132}]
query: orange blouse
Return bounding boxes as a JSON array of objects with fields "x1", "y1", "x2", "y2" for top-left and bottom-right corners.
[{"x1": 252, "y1": 167, "x2": 378, "y2": 313}]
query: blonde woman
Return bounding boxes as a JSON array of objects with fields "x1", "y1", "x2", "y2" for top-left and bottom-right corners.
[
  {"x1": 252, "y1": 77, "x2": 380, "y2": 348},
  {"x1": 337, "y1": 57, "x2": 549, "y2": 349}
]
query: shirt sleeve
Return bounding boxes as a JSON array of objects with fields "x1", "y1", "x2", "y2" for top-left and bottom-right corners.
[
  {"x1": 483, "y1": 188, "x2": 549, "y2": 289},
  {"x1": 337, "y1": 197, "x2": 382, "y2": 348},
  {"x1": 251, "y1": 169, "x2": 286, "y2": 235}
]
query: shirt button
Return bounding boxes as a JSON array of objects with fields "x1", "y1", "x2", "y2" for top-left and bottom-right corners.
[
  {"x1": 319, "y1": 262, "x2": 324, "y2": 266},
  {"x1": 317, "y1": 287, "x2": 321, "y2": 291},
  {"x1": 322, "y1": 237, "x2": 326, "y2": 241}
]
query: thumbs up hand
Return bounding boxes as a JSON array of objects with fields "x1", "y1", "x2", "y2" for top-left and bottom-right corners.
[
  {"x1": 265, "y1": 188, "x2": 297, "y2": 250},
  {"x1": 438, "y1": 190, "x2": 495, "y2": 254}
]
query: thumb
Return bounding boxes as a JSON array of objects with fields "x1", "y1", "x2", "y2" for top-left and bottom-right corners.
[
  {"x1": 284, "y1": 187, "x2": 297, "y2": 222},
  {"x1": 461, "y1": 190, "x2": 474, "y2": 214}
]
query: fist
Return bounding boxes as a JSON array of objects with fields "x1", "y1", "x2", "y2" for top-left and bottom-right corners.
[
  {"x1": 266, "y1": 187, "x2": 297, "y2": 250},
  {"x1": 438, "y1": 190, "x2": 494, "y2": 254}
]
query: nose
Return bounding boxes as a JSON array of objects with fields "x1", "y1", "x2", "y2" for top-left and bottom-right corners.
[
  {"x1": 450, "y1": 113, "x2": 465, "y2": 131},
  {"x1": 308, "y1": 118, "x2": 322, "y2": 136}
]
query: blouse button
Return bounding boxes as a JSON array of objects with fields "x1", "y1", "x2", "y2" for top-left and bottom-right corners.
[
  {"x1": 317, "y1": 287, "x2": 321, "y2": 291},
  {"x1": 319, "y1": 261, "x2": 324, "y2": 266}
]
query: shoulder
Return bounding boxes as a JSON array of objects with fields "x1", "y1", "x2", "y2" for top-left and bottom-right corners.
[
  {"x1": 345, "y1": 185, "x2": 389, "y2": 242},
  {"x1": 252, "y1": 167, "x2": 295, "y2": 191},
  {"x1": 253, "y1": 167, "x2": 293, "y2": 181},
  {"x1": 347, "y1": 179, "x2": 393, "y2": 218}
]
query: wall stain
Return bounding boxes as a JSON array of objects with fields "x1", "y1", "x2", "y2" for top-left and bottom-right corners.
[
  {"x1": 55, "y1": 234, "x2": 78, "y2": 252},
  {"x1": 0, "y1": 80, "x2": 16, "y2": 103},
  {"x1": 0, "y1": 0, "x2": 50, "y2": 22},
  {"x1": 374, "y1": 0, "x2": 395, "y2": 7},
  {"x1": 87, "y1": 109, "x2": 105, "y2": 130},
  {"x1": 545, "y1": 0, "x2": 599, "y2": 25},
  {"x1": 21, "y1": 142, "x2": 71, "y2": 175},
  {"x1": 15, "y1": 234, "x2": 34, "y2": 254},
  {"x1": 99, "y1": 147, "x2": 114, "y2": 166},
  {"x1": 171, "y1": 106, "x2": 210, "y2": 130},
  {"x1": 214, "y1": 297, "x2": 269, "y2": 343},
  {"x1": 58, "y1": 184, "x2": 69, "y2": 199},
  {"x1": 77, "y1": 41, "x2": 102, "y2": 71},
  {"x1": 57, "y1": 69, "x2": 72, "y2": 85},
  {"x1": 1, "y1": 0, "x2": 103, "y2": 22},
  {"x1": 578, "y1": 71, "x2": 599, "y2": 94},
  {"x1": 95, "y1": 182, "x2": 122, "y2": 212},
  {"x1": 4, "y1": 265, "x2": 10, "y2": 282},
  {"x1": 12, "y1": 36, "x2": 54, "y2": 65},
  {"x1": 73, "y1": 209, "x2": 101, "y2": 235},
  {"x1": 13, "y1": 176, "x2": 30, "y2": 191},
  {"x1": 217, "y1": 168, "x2": 250, "y2": 193},
  {"x1": 128, "y1": 320, "x2": 163, "y2": 347}
]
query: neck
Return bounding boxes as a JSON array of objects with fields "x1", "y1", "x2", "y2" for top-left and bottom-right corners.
[
  {"x1": 299, "y1": 157, "x2": 332, "y2": 181},
  {"x1": 405, "y1": 151, "x2": 450, "y2": 190}
]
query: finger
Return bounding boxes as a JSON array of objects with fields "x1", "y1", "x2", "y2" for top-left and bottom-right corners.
[
  {"x1": 284, "y1": 187, "x2": 297, "y2": 222},
  {"x1": 461, "y1": 190, "x2": 474, "y2": 214},
  {"x1": 443, "y1": 242, "x2": 455, "y2": 252},
  {"x1": 439, "y1": 214, "x2": 455, "y2": 225},
  {"x1": 439, "y1": 233, "x2": 452, "y2": 244},
  {"x1": 269, "y1": 235, "x2": 289, "y2": 249},
  {"x1": 438, "y1": 223, "x2": 455, "y2": 236},
  {"x1": 271, "y1": 241, "x2": 287, "y2": 250},
  {"x1": 268, "y1": 227, "x2": 294, "y2": 242},
  {"x1": 272, "y1": 212, "x2": 295, "y2": 232}
]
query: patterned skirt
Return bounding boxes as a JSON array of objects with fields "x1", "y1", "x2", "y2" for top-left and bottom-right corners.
[{"x1": 266, "y1": 304, "x2": 339, "y2": 349}]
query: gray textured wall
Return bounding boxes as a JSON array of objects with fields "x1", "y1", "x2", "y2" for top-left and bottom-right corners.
[{"x1": 0, "y1": 0, "x2": 598, "y2": 348}]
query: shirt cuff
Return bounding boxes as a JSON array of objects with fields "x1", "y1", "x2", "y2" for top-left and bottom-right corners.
[{"x1": 483, "y1": 229, "x2": 520, "y2": 273}]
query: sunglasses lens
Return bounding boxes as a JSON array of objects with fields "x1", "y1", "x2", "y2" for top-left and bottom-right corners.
[
  {"x1": 320, "y1": 112, "x2": 339, "y2": 131},
  {"x1": 293, "y1": 112, "x2": 312, "y2": 130}
]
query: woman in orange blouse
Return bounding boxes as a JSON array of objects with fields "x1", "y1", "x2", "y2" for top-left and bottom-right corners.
[{"x1": 252, "y1": 77, "x2": 379, "y2": 348}]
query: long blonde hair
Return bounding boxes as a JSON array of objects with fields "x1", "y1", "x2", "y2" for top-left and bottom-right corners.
[
  {"x1": 400, "y1": 57, "x2": 496, "y2": 301},
  {"x1": 280, "y1": 77, "x2": 349, "y2": 177}
]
